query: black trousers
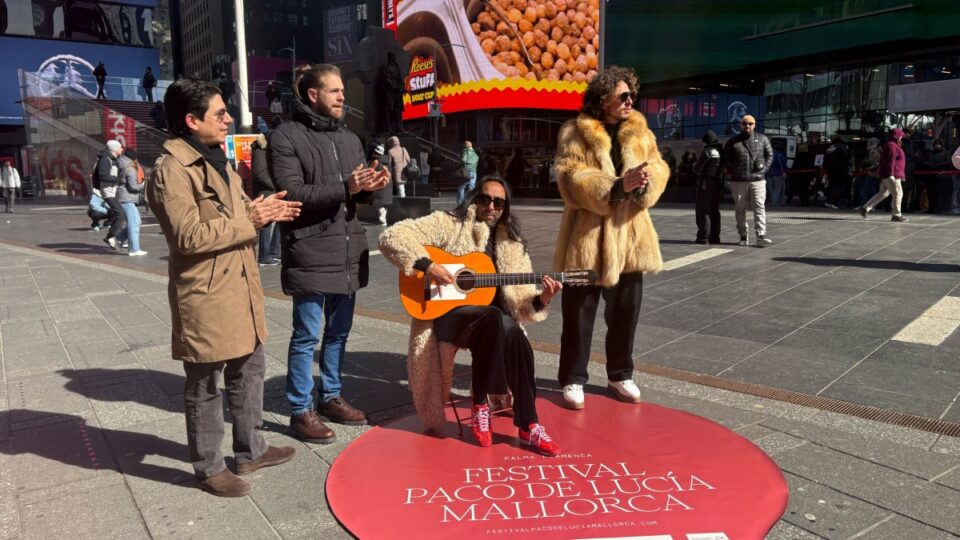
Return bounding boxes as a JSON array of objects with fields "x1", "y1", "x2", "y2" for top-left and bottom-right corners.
[
  {"x1": 96, "y1": 81, "x2": 106, "y2": 99},
  {"x1": 104, "y1": 196, "x2": 126, "y2": 240},
  {"x1": 559, "y1": 273, "x2": 643, "y2": 386},
  {"x1": 433, "y1": 305, "x2": 538, "y2": 428},
  {"x1": 695, "y1": 179, "x2": 722, "y2": 242}
]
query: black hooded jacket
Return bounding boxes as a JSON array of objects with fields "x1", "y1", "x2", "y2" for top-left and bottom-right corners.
[{"x1": 268, "y1": 97, "x2": 372, "y2": 295}]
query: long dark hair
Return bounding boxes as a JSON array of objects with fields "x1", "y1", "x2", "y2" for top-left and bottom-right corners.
[{"x1": 448, "y1": 175, "x2": 526, "y2": 249}]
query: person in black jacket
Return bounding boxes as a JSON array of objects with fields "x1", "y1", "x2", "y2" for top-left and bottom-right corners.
[
  {"x1": 93, "y1": 62, "x2": 107, "y2": 99},
  {"x1": 95, "y1": 140, "x2": 127, "y2": 249},
  {"x1": 722, "y1": 115, "x2": 773, "y2": 246},
  {"x1": 824, "y1": 134, "x2": 853, "y2": 209},
  {"x1": 142, "y1": 67, "x2": 156, "y2": 102},
  {"x1": 269, "y1": 63, "x2": 390, "y2": 444},
  {"x1": 252, "y1": 133, "x2": 281, "y2": 265},
  {"x1": 693, "y1": 130, "x2": 723, "y2": 244}
]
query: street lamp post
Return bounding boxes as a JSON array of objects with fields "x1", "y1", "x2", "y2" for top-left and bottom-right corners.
[
  {"x1": 430, "y1": 43, "x2": 467, "y2": 148},
  {"x1": 280, "y1": 36, "x2": 297, "y2": 79}
]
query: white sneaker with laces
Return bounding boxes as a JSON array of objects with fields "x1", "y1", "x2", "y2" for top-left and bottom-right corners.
[
  {"x1": 128, "y1": 250, "x2": 148, "y2": 257},
  {"x1": 561, "y1": 384, "x2": 584, "y2": 410},
  {"x1": 608, "y1": 379, "x2": 642, "y2": 404}
]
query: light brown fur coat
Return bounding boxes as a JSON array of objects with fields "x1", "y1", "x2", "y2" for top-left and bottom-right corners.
[
  {"x1": 553, "y1": 110, "x2": 668, "y2": 286},
  {"x1": 378, "y1": 206, "x2": 548, "y2": 430}
]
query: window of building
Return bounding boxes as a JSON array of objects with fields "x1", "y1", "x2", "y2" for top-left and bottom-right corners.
[{"x1": 302, "y1": 15, "x2": 309, "y2": 26}]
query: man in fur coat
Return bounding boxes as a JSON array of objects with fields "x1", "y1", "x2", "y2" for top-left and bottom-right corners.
[
  {"x1": 379, "y1": 176, "x2": 563, "y2": 456},
  {"x1": 553, "y1": 66, "x2": 669, "y2": 410}
]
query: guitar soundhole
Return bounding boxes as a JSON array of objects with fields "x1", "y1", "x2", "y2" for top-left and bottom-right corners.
[{"x1": 455, "y1": 270, "x2": 476, "y2": 292}]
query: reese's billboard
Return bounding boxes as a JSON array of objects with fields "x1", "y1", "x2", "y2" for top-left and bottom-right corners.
[{"x1": 385, "y1": 0, "x2": 600, "y2": 119}]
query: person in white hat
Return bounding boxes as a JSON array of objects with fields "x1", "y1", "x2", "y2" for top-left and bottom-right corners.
[{"x1": 95, "y1": 140, "x2": 126, "y2": 248}]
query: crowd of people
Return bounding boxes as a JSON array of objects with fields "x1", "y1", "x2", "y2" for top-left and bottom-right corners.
[{"x1": 65, "y1": 58, "x2": 958, "y2": 501}]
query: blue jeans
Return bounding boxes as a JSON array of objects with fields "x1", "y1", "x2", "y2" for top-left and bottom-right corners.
[
  {"x1": 457, "y1": 170, "x2": 477, "y2": 204},
  {"x1": 258, "y1": 222, "x2": 281, "y2": 263},
  {"x1": 115, "y1": 202, "x2": 141, "y2": 252},
  {"x1": 286, "y1": 293, "x2": 356, "y2": 415}
]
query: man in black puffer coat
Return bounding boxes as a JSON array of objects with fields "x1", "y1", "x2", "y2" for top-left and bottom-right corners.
[{"x1": 269, "y1": 64, "x2": 390, "y2": 444}]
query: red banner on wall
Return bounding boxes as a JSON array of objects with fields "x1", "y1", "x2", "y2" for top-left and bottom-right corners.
[{"x1": 101, "y1": 107, "x2": 137, "y2": 150}]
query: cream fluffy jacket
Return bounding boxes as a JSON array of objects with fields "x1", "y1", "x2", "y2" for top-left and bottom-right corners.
[
  {"x1": 553, "y1": 110, "x2": 668, "y2": 286},
  {"x1": 378, "y1": 205, "x2": 548, "y2": 430}
]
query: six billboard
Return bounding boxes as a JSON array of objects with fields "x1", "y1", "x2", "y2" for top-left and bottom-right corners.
[{"x1": 388, "y1": 0, "x2": 600, "y2": 119}]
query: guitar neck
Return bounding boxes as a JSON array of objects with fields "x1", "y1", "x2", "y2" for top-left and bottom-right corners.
[{"x1": 467, "y1": 272, "x2": 569, "y2": 287}]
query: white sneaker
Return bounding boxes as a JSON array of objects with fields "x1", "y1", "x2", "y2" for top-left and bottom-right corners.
[
  {"x1": 128, "y1": 250, "x2": 148, "y2": 257},
  {"x1": 561, "y1": 384, "x2": 584, "y2": 410},
  {"x1": 608, "y1": 379, "x2": 642, "y2": 404}
]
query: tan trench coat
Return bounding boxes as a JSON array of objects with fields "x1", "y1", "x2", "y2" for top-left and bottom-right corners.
[{"x1": 146, "y1": 138, "x2": 268, "y2": 363}]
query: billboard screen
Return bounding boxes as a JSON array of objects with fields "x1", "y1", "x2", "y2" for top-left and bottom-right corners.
[
  {"x1": 386, "y1": 0, "x2": 600, "y2": 119},
  {"x1": 0, "y1": 36, "x2": 160, "y2": 124}
]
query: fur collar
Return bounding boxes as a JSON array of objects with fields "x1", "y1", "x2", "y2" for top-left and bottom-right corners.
[{"x1": 575, "y1": 110, "x2": 650, "y2": 158}]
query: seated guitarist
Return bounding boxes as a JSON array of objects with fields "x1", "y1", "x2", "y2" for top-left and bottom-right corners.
[{"x1": 379, "y1": 175, "x2": 563, "y2": 455}]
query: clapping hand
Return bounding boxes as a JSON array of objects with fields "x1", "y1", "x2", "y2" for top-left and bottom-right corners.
[
  {"x1": 248, "y1": 190, "x2": 302, "y2": 229},
  {"x1": 347, "y1": 162, "x2": 391, "y2": 194}
]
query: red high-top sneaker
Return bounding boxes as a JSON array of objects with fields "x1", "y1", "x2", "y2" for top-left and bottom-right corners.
[{"x1": 471, "y1": 403, "x2": 492, "y2": 447}]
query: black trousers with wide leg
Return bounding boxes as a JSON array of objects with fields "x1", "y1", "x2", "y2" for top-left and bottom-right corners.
[
  {"x1": 433, "y1": 305, "x2": 538, "y2": 428},
  {"x1": 558, "y1": 272, "x2": 644, "y2": 386}
]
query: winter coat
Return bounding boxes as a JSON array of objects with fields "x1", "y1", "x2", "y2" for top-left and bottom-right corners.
[
  {"x1": 378, "y1": 205, "x2": 548, "y2": 430},
  {"x1": 145, "y1": 137, "x2": 267, "y2": 363},
  {"x1": 723, "y1": 132, "x2": 773, "y2": 182},
  {"x1": 116, "y1": 156, "x2": 143, "y2": 204},
  {"x1": 879, "y1": 142, "x2": 906, "y2": 179},
  {"x1": 95, "y1": 149, "x2": 121, "y2": 189},
  {"x1": 0, "y1": 165, "x2": 20, "y2": 189},
  {"x1": 142, "y1": 72, "x2": 156, "y2": 89},
  {"x1": 461, "y1": 148, "x2": 479, "y2": 173},
  {"x1": 387, "y1": 137, "x2": 410, "y2": 185},
  {"x1": 694, "y1": 143, "x2": 723, "y2": 181},
  {"x1": 269, "y1": 97, "x2": 372, "y2": 296},
  {"x1": 824, "y1": 142, "x2": 852, "y2": 176},
  {"x1": 552, "y1": 110, "x2": 669, "y2": 287},
  {"x1": 251, "y1": 137, "x2": 276, "y2": 197},
  {"x1": 924, "y1": 147, "x2": 952, "y2": 171}
]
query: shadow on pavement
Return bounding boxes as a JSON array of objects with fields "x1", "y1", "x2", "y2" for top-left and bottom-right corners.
[
  {"x1": 0, "y1": 410, "x2": 193, "y2": 488},
  {"x1": 37, "y1": 242, "x2": 119, "y2": 255},
  {"x1": 773, "y1": 256, "x2": 959, "y2": 273}
]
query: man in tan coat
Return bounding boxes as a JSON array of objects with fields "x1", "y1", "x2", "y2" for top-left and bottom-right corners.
[
  {"x1": 553, "y1": 66, "x2": 669, "y2": 410},
  {"x1": 147, "y1": 78, "x2": 302, "y2": 497}
]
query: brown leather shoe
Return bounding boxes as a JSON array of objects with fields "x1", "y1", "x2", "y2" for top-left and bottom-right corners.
[
  {"x1": 319, "y1": 397, "x2": 368, "y2": 425},
  {"x1": 198, "y1": 469, "x2": 251, "y2": 497},
  {"x1": 290, "y1": 410, "x2": 337, "y2": 444},
  {"x1": 236, "y1": 445, "x2": 296, "y2": 476}
]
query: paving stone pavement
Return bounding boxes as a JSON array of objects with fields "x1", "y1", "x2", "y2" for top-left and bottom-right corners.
[{"x1": 0, "y1": 199, "x2": 959, "y2": 539}]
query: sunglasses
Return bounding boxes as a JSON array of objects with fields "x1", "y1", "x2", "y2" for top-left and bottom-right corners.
[
  {"x1": 475, "y1": 194, "x2": 506, "y2": 210},
  {"x1": 617, "y1": 91, "x2": 637, "y2": 104}
]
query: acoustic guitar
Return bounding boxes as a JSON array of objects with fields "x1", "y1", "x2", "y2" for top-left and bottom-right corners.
[{"x1": 399, "y1": 245, "x2": 597, "y2": 320}]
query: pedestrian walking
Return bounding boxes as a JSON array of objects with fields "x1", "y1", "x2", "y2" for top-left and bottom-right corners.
[
  {"x1": 145, "y1": 77, "x2": 301, "y2": 497},
  {"x1": 93, "y1": 61, "x2": 107, "y2": 99},
  {"x1": 693, "y1": 130, "x2": 723, "y2": 244},
  {"x1": 269, "y1": 63, "x2": 390, "y2": 444},
  {"x1": 1, "y1": 160, "x2": 20, "y2": 213},
  {"x1": 94, "y1": 140, "x2": 127, "y2": 249},
  {"x1": 859, "y1": 128, "x2": 908, "y2": 222},
  {"x1": 113, "y1": 149, "x2": 147, "y2": 256},
  {"x1": 723, "y1": 114, "x2": 773, "y2": 246},
  {"x1": 387, "y1": 135, "x2": 410, "y2": 198},
  {"x1": 251, "y1": 133, "x2": 281, "y2": 266},
  {"x1": 553, "y1": 66, "x2": 668, "y2": 410},
  {"x1": 457, "y1": 141, "x2": 479, "y2": 204},
  {"x1": 142, "y1": 67, "x2": 156, "y2": 102},
  {"x1": 370, "y1": 143, "x2": 393, "y2": 225}
]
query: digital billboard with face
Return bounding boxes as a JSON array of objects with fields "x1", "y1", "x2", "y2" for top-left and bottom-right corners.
[{"x1": 384, "y1": 0, "x2": 600, "y2": 119}]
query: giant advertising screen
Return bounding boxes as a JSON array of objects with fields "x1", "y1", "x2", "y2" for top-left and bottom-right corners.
[{"x1": 384, "y1": 0, "x2": 600, "y2": 119}]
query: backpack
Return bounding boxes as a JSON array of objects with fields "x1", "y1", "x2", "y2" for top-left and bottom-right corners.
[{"x1": 403, "y1": 158, "x2": 420, "y2": 183}]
